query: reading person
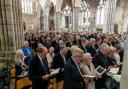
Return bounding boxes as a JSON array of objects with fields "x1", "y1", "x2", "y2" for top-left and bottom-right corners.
[
  {"x1": 28, "y1": 44, "x2": 50, "y2": 89},
  {"x1": 92, "y1": 43, "x2": 110, "y2": 89}
]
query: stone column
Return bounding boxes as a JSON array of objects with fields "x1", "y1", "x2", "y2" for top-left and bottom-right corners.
[
  {"x1": 0, "y1": 0, "x2": 23, "y2": 63},
  {"x1": 72, "y1": 7, "x2": 80, "y2": 32},
  {"x1": 55, "y1": 12, "x2": 62, "y2": 32},
  {"x1": 103, "y1": 0, "x2": 117, "y2": 34},
  {"x1": 44, "y1": 15, "x2": 49, "y2": 31},
  {"x1": 40, "y1": 15, "x2": 44, "y2": 30},
  {"x1": 120, "y1": 35, "x2": 128, "y2": 89},
  {"x1": 116, "y1": 0, "x2": 127, "y2": 33},
  {"x1": 18, "y1": 0, "x2": 23, "y2": 48},
  {"x1": 89, "y1": 7, "x2": 97, "y2": 33}
]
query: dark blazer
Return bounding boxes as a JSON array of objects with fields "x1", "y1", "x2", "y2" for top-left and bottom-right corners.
[
  {"x1": 28, "y1": 54, "x2": 50, "y2": 89},
  {"x1": 92, "y1": 51, "x2": 109, "y2": 89},
  {"x1": 66, "y1": 41, "x2": 72, "y2": 48},
  {"x1": 95, "y1": 43, "x2": 100, "y2": 50},
  {"x1": 52, "y1": 52, "x2": 68, "y2": 81},
  {"x1": 80, "y1": 44, "x2": 87, "y2": 53},
  {"x1": 51, "y1": 40, "x2": 60, "y2": 54},
  {"x1": 93, "y1": 51, "x2": 109, "y2": 69},
  {"x1": 87, "y1": 45, "x2": 96, "y2": 57},
  {"x1": 64, "y1": 58, "x2": 85, "y2": 89}
]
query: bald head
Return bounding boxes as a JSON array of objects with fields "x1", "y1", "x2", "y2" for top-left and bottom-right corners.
[{"x1": 37, "y1": 44, "x2": 48, "y2": 59}]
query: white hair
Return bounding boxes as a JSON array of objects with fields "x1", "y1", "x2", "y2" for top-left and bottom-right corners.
[
  {"x1": 100, "y1": 43, "x2": 109, "y2": 49},
  {"x1": 49, "y1": 47, "x2": 54, "y2": 53},
  {"x1": 15, "y1": 49, "x2": 24, "y2": 65},
  {"x1": 71, "y1": 46, "x2": 84, "y2": 57},
  {"x1": 90, "y1": 38, "x2": 95, "y2": 42}
]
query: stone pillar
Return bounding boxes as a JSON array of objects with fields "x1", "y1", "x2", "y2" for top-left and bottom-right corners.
[
  {"x1": 55, "y1": 12, "x2": 62, "y2": 32},
  {"x1": 103, "y1": 0, "x2": 117, "y2": 34},
  {"x1": 120, "y1": 35, "x2": 128, "y2": 89},
  {"x1": 116, "y1": 0, "x2": 127, "y2": 33},
  {"x1": 44, "y1": 15, "x2": 49, "y2": 31},
  {"x1": 40, "y1": 15, "x2": 44, "y2": 30},
  {"x1": 0, "y1": 0, "x2": 23, "y2": 63},
  {"x1": 72, "y1": 7, "x2": 80, "y2": 32},
  {"x1": 89, "y1": 8, "x2": 97, "y2": 33}
]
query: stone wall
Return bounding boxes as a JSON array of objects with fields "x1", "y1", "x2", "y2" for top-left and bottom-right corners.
[{"x1": 0, "y1": 0, "x2": 23, "y2": 63}]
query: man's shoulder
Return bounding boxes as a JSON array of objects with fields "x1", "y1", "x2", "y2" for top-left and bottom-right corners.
[
  {"x1": 94, "y1": 52, "x2": 103, "y2": 59},
  {"x1": 66, "y1": 59, "x2": 75, "y2": 68},
  {"x1": 30, "y1": 54, "x2": 38, "y2": 62}
]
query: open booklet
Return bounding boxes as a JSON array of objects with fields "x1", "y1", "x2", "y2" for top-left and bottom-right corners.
[
  {"x1": 50, "y1": 68, "x2": 60, "y2": 75},
  {"x1": 96, "y1": 66, "x2": 106, "y2": 74},
  {"x1": 96, "y1": 66, "x2": 111, "y2": 74},
  {"x1": 82, "y1": 75, "x2": 96, "y2": 78}
]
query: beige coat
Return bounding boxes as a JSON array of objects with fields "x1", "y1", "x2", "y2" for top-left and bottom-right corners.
[{"x1": 81, "y1": 63, "x2": 97, "y2": 89}]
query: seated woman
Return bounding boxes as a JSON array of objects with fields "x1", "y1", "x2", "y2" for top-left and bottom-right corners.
[{"x1": 80, "y1": 53, "x2": 101, "y2": 89}]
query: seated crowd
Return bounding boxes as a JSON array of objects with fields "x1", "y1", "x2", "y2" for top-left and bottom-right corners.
[{"x1": 15, "y1": 30, "x2": 125, "y2": 89}]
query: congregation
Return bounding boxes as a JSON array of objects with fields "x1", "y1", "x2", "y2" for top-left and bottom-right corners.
[{"x1": 15, "y1": 30, "x2": 125, "y2": 89}]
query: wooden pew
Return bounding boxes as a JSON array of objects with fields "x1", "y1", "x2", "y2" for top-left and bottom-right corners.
[{"x1": 16, "y1": 76, "x2": 32, "y2": 89}]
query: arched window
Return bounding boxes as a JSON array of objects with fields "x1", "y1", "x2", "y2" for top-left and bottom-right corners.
[
  {"x1": 21, "y1": 0, "x2": 33, "y2": 14},
  {"x1": 62, "y1": 5, "x2": 72, "y2": 29},
  {"x1": 80, "y1": 1, "x2": 90, "y2": 31},
  {"x1": 96, "y1": 0, "x2": 105, "y2": 25}
]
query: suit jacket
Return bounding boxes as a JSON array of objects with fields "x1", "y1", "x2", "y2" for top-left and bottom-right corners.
[
  {"x1": 93, "y1": 51, "x2": 109, "y2": 69},
  {"x1": 64, "y1": 58, "x2": 86, "y2": 89},
  {"x1": 51, "y1": 40, "x2": 60, "y2": 54},
  {"x1": 80, "y1": 44, "x2": 87, "y2": 53},
  {"x1": 66, "y1": 41, "x2": 72, "y2": 48},
  {"x1": 92, "y1": 51, "x2": 109, "y2": 89},
  {"x1": 87, "y1": 45, "x2": 96, "y2": 57},
  {"x1": 95, "y1": 43, "x2": 100, "y2": 50},
  {"x1": 28, "y1": 54, "x2": 50, "y2": 89},
  {"x1": 52, "y1": 52, "x2": 68, "y2": 81}
]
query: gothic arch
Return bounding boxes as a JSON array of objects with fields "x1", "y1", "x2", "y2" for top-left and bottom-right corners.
[
  {"x1": 44, "y1": 0, "x2": 55, "y2": 16},
  {"x1": 56, "y1": 0, "x2": 75, "y2": 12},
  {"x1": 36, "y1": 4, "x2": 43, "y2": 18},
  {"x1": 48, "y1": 3, "x2": 55, "y2": 31}
]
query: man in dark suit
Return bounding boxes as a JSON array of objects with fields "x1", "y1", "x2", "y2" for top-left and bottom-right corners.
[
  {"x1": 80, "y1": 37, "x2": 89, "y2": 53},
  {"x1": 95, "y1": 38, "x2": 102, "y2": 50},
  {"x1": 87, "y1": 38, "x2": 96, "y2": 57},
  {"x1": 28, "y1": 45, "x2": 50, "y2": 89},
  {"x1": 52, "y1": 45, "x2": 68, "y2": 81},
  {"x1": 92, "y1": 43, "x2": 110, "y2": 89},
  {"x1": 64, "y1": 46, "x2": 85, "y2": 89},
  {"x1": 51, "y1": 38, "x2": 60, "y2": 54}
]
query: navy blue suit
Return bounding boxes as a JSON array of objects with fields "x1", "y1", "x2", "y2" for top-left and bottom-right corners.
[
  {"x1": 28, "y1": 54, "x2": 50, "y2": 89},
  {"x1": 52, "y1": 52, "x2": 68, "y2": 81},
  {"x1": 64, "y1": 58, "x2": 86, "y2": 89}
]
